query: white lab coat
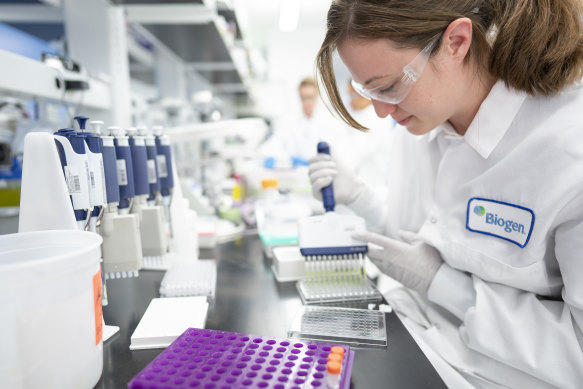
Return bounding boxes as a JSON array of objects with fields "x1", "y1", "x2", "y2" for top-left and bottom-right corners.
[
  {"x1": 349, "y1": 81, "x2": 583, "y2": 388},
  {"x1": 260, "y1": 103, "x2": 348, "y2": 163}
]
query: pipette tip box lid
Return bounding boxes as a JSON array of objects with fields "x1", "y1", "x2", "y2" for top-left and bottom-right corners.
[
  {"x1": 128, "y1": 328, "x2": 355, "y2": 389},
  {"x1": 129, "y1": 296, "x2": 209, "y2": 350}
]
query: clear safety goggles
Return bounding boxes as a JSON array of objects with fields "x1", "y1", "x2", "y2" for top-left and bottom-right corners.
[{"x1": 350, "y1": 35, "x2": 440, "y2": 104}]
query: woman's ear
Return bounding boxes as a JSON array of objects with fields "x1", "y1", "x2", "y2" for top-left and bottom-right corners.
[{"x1": 442, "y1": 17, "x2": 473, "y2": 61}]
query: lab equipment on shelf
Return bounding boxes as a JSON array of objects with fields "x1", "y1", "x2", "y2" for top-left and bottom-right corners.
[
  {"x1": 128, "y1": 126, "x2": 168, "y2": 265},
  {"x1": 94, "y1": 122, "x2": 142, "y2": 280},
  {"x1": 288, "y1": 305, "x2": 387, "y2": 349},
  {"x1": 53, "y1": 127, "x2": 92, "y2": 230},
  {"x1": 74, "y1": 116, "x2": 107, "y2": 233},
  {"x1": 255, "y1": 177, "x2": 312, "y2": 255},
  {"x1": 127, "y1": 328, "x2": 355, "y2": 389}
]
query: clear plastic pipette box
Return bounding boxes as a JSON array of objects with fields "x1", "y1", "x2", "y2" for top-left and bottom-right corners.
[
  {"x1": 288, "y1": 305, "x2": 387, "y2": 349},
  {"x1": 296, "y1": 253, "x2": 383, "y2": 304}
]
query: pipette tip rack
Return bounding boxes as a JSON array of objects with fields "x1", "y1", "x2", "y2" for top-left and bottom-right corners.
[{"x1": 127, "y1": 328, "x2": 355, "y2": 389}]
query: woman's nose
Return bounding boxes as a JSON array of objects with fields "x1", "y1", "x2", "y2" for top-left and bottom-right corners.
[{"x1": 371, "y1": 100, "x2": 397, "y2": 118}]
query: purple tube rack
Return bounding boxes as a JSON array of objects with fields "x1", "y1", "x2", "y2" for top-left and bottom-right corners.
[{"x1": 128, "y1": 328, "x2": 355, "y2": 389}]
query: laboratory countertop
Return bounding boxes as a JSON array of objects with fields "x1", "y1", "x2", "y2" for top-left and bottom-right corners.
[{"x1": 95, "y1": 235, "x2": 446, "y2": 389}]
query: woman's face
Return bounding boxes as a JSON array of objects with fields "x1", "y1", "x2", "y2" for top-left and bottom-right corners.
[{"x1": 338, "y1": 37, "x2": 455, "y2": 135}]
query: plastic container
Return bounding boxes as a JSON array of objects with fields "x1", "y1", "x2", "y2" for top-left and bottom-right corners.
[
  {"x1": 128, "y1": 328, "x2": 355, "y2": 389},
  {"x1": 255, "y1": 178, "x2": 311, "y2": 246},
  {"x1": 0, "y1": 230, "x2": 104, "y2": 389}
]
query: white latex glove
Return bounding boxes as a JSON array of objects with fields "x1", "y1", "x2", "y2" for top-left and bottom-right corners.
[
  {"x1": 307, "y1": 153, "x2": 364, "y2": 205},
  {"x1": 352, "y1": 231, "x2": 444, "y2": 296}
]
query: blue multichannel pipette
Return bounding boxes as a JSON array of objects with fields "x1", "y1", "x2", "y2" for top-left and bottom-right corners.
[
  {"x1": 110, "y1": 126, "x2": 136, "y2": 215},
  {"x1": 298, "y1": 142, "x2": 369, "y2": 289},
  {"x1": 53, "y1": 128, "x2": 91, "y2": 230},
  {"x1": 75, "y1": 116, "x2": 107, "y2": 233}
]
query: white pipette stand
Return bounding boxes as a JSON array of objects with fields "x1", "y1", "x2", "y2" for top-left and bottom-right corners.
[{"x1": 19, "y1": 132, "x2": 120, "y2": 341}]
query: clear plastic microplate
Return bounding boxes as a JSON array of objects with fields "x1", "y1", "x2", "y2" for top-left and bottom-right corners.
[
  {"x1": 288, "y1": 305, "x2": 387, "y2": 349},
  {"x1": 297, "y1": 253, "x2": 383, "y2": 304}
]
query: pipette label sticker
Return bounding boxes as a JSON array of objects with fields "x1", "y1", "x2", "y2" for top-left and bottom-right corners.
[
  {"x1": 157, "y1": 155, "x2": 168, "y2": 178},
  {"x1": 116, "y1": 159, "x2": 128, "y2": 186},
  {"x1": 147, "y1": 159, "x2": 157, "y2": 183},
  {"x1": 64, "y1": 165, "x2": 82, "y2": 194},
  {"x1": 92, "y1": 269, "x2": 103, "y2": 345}
]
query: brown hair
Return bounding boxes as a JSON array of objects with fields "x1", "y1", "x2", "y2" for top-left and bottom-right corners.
[
  {"x1": 316, "y1": 0, "x2": 583, "y2": 130},
  {"x1": 298, "y1": 77, "x2": 318, "y2": 91}
]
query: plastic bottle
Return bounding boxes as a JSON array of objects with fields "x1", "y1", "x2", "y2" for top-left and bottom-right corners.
[{"x1": 255, "y1": 178, "x2": 297, "y2": 246}]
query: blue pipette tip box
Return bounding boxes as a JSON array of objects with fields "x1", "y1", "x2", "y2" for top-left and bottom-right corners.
[{"x1": 127, "y1": 328, "x2": 355, "y2": 389}]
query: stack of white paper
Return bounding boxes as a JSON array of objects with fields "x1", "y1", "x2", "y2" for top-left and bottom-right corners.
[{"x1": 129, "y1": 296, "x2": 209, "y2": 350}]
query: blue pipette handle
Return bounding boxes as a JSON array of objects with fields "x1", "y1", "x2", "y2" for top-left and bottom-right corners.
[
  {"x1": 317, "y1": 141, "x2": 335, "y2": 212},
  {"x1": 53, "y1": 131, "x2": 89, "y2": 223},
  {"x1": 100, "y1": 140, "x2": 120, "y2": 204},
  {"x1": 155, "y1": 137, "x2": 175, "y2": 196},
  {"x1": 114, "y1": 139, "x2": 135, "y2": 209},
  {"x1": 128, "y1": 137, "x2": 149, "y2": 196},
  {"x1": 146, "y1": 143, "x2": 160, "y2": 201}
]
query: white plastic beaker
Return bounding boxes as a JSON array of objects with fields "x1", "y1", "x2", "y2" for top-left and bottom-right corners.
[{"x1": 0, "y1": 230, "x2": 103, "y2": 389}]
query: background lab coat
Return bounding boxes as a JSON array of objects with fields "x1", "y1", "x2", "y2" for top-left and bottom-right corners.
[{"x1": 260, "y1": 103, "x2": 348, "y2": 162}]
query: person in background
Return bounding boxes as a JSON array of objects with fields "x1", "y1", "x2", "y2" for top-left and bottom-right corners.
[
  {"x1": 308, "y1": 1, "x2": 583, "y2": 388},
  {"x1": 260, "y1": 77, "x2": 346, "y2": 168}
]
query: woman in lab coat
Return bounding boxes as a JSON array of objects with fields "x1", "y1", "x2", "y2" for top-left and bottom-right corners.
[{"x1": 308, "y1": 1, "x2": 583, "y2": 388}]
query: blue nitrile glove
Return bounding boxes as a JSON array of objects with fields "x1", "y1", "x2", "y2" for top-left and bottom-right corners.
[
  {"x1": 264, "y1": 157, "x2": 275, "y2": 169},
  {"x1": 291, "y1": 155, "x2": 309, "y2": 167},
  {"x1": 352, "y1": 231, "x2": 444, "y2": 296}
]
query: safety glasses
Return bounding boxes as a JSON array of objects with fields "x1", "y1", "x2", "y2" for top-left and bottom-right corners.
[{"x1": 351, "y1": 35, "x2": 440, "y2": 105}]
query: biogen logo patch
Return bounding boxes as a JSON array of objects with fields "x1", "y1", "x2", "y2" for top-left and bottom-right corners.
[
  {"x1": 473, "y1": 205, "x2": 485, "y2": 216},
  {"x1": 466, "y1": 198, "x2": 534, "y2": 248}
]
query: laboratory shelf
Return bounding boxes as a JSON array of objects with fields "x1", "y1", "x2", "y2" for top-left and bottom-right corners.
[{"x1": 0, "y1": 48, "x2": 111, "y2": 110}]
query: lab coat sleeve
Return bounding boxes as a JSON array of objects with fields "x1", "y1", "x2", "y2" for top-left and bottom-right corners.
[{"x1": 427, "y1": 227, "x2": 583, "y2": 387}]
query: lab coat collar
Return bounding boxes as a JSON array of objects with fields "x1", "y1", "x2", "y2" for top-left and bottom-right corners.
[
  {"x1": 463, "y1": 81, "x2": 527, "y2": 159},
  {"x1": 429, "y1": 121, "x2": 458, "y2": 142}
]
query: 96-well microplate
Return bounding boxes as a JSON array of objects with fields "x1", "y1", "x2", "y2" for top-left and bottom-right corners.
[
  {"x1": 127, "y1": 328, "x2": 355, "y2": 389},
  {"x1": 288, "y1": 306, "x2": 387, "y2": 349}
]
